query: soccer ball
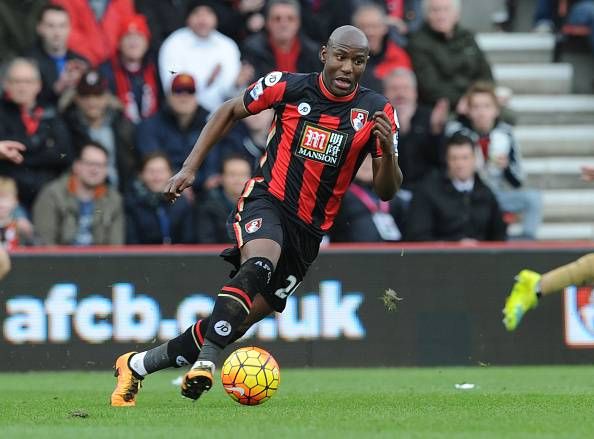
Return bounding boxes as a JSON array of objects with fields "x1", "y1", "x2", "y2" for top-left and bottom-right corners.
[{"x1": 221, "y1": 346, "x2": 280, "y2": 405}]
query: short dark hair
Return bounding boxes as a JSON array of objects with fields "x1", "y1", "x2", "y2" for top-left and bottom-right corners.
[
  {"x1": 139, "y1": 151, "x2": 172, "y2": 173},
  {"x1": 37, "y1": 4, "x2": 69, "y2": 24},
  {"x1": 76, "y1": 141, "x2": 109, "y2": 160},
  {"x1": 221, "y1": 153, "x2": 252, "y2": 173},
  {"x1": 445, "y1": 132, "x2": 475, "y2": 154}
]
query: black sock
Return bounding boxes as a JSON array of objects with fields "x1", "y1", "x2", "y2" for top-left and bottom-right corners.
[{"x1": 132, "y1": 319, "x2": 209, "y2": 375}]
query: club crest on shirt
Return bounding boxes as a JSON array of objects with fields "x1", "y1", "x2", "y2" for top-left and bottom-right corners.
[
  {"x1": 245, "y1": 218, "x2": 263, "y2": 234},
  {"x1": 296, "y1": 122, "x2": 347, "y2": 167},
  {"x1": 350, "y1": 108, "x2": 369, "y2": 131}
]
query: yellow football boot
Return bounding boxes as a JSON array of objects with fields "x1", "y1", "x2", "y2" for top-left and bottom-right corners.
[{"x1": 503, "y1": 269, "x2": 541, "y2": 331}]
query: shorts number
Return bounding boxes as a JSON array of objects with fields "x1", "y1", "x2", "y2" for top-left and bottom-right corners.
[{"x1": 273, "y1": 275, "x2": 301, "y2": 299}]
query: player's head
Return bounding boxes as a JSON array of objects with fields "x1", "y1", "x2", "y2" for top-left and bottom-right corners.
[{"x1": 320, "y1": 25, "x2": 369, "y2": 97}]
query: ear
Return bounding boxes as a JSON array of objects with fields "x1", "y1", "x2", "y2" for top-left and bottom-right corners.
[{"x1": 319, "y1": 46, "x2": 327, "y2": 64}]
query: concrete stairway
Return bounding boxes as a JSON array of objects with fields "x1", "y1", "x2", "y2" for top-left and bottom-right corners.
[{"x1": 477, "y1": 32, "x2": 594, "y2": 240}]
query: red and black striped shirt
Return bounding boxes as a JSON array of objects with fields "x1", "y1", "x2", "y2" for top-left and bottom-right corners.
[{"x1": 243, "y1": 71, "x2": 398, "y2": 236}]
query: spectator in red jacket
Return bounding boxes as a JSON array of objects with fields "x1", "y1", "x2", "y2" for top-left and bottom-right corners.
[
  {"x1": 51, "y1": 0, "x2": 135, "y2": 67},
  {"x1": 352, "y1": 2, "x2": 412, "y2": 92}
]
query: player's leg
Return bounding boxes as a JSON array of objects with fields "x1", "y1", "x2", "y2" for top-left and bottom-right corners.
[
  {"x1": 503, "y1": 253, "x2": 594, "y2": 331},
  {"x1": 110, "y1": 293, "x2": 274, "y2": 406},
  {"x1": 181, "y1": 238, "x2": 280, "y2": 400}
]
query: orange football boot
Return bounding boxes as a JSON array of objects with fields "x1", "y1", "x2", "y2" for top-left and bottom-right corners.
[{"x1": 110, "y1": 352, "x2": 143, "y2": 407}]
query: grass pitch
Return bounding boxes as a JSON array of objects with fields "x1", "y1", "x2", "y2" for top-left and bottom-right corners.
[{"x1": 1, "y1": 366, "x2": 593, "y2": 439}]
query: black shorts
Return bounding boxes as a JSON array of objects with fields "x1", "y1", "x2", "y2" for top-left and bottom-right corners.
[{"x1": 221, "y1": 184, "x2": 321, "y2": 312}]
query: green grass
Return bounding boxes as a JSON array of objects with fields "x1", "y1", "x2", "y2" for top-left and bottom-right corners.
[{"x1": 1, "y1": 366, "x2": 593, "y2": 439}]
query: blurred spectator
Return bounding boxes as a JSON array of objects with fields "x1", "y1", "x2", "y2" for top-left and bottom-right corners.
[
  {"x1": 383, "y1": 68, "x2": 446, "y2": 194},
  {"x1": 0, "y1": 58, "x2": 73, "y2": 212},
  {"x1": 135, "y1": 0, "x2": 189, "y2": 50},
  {"x1": 0, "y1": 177, "x2": 34, "y2": 248},
  {"x1": 62, "y1": 69, "x2": 136, "y2": 192},
  {"x1": 216, "y1": 109, "x2": 274, "y2": 170},
  {"x1": 331, "y1": 155, "x2": 405, "y2": 242},
  {"x1": 405, "y1": 132, "x2": 506, "y2": 242},
  {"x1": 27, "y1": 4, "x2": 89, "y2": 108},
  {"x1": 135, "y1": 73, "x2": 218, "y2": 191},
  {"x1": 353, "y1": 2, "x2": 412, "y2": 92},
  {"x1": 32, "y1": 141, "x2": 124, "y2": 245},
  {"x1": 51, "y1": 0, "x2": 136, "y2": 67},
  {"x1": 125, "y1": 152, "x2": 194, "y2": 244},
  {"x1": 242, "y1": 0, "x2": 322, "y2": 80},
  {"x1": 446, "y1": 82, "x2": 542, "y2": 240},
  {"x1": 195, "y1": 154, "x2": 252, "y2": 243},
  {"x1": 158, "y1": 0, "x2": 242, "y2": 112},
  {"x1": 534, "y1": 0, "x2": 594, "y2": 54},
  {"x1": 100, "y1": 14, "x2": 160, "y2": 124},
  {"x1": 298, "y1": 0, "x2": 357, "y2": 44},
  {"x1": 0, "y1": 0, "x2": 49, "y2": 64},
  {"x1": 407, "y1": 0, "x2": 493, "y2": 110}
]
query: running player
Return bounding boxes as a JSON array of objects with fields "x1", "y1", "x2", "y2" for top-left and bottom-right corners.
[{"x1": 111, "y1": 25, "x2": 402, "y2": 406}]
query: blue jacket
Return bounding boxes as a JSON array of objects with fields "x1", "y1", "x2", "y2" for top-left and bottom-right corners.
[{"x1": 135, "y1": 105, "x2": 218, "y2": 189}]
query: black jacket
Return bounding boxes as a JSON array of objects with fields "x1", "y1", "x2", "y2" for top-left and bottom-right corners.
[
  {"x1": 0, "y1": 99, "x2": 72, "y2": 210},
  {"x1": 125, "y1": 179, "x2": 195, "y2": 244},
  {"x1": 405, "y1": 170, "x2": 506, "y2": 241},
  {"x1": 195, "y1": 187, "x2": 235, "y2": 244}
]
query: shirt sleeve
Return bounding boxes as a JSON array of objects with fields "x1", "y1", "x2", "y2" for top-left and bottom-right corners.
[
  {"x1": 242, "y1": 71, "x2": 288, "y2": 115},
  {"x1": 368, "y1": 101, "x2": 399, "y2": 158}
]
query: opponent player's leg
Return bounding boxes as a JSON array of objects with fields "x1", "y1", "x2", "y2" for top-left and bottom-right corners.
[
  {"x1": 181, "y1": 238, "x2": 281, "y2": 400},
  {"x1": 503, "y1": 253, "x2": 594, "y2": 331},
  {"x1": 111, "y1": 293, "x2": 274, "y2": 406}
]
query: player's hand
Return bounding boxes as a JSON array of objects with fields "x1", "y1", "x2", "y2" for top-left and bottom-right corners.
[
  {"x1": 0, "y1": 140, "x2": 26, "y2": 164},
  {"x1": 164, "y1": 167, "x2": 196, "y2": 203},
  {"x1": 372, "y1": 111, "x2": 394, "y2": 156}
]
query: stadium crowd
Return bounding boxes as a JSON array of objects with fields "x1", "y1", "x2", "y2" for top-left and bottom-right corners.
[{"x1": 0, "y1": 0, "x2": 548, "y2": 246}]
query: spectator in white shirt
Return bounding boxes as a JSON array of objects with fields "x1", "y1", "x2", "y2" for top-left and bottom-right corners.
[{"x1": 158, "y1": 0, "x2": 241, "y2": 112}]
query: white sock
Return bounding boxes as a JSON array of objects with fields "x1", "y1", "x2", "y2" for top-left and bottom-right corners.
[{"x1": 129, "y1": 351, "x2": 148, "y2": 376}]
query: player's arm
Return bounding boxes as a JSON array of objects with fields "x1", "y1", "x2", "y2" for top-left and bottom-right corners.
[
  {"x1": 371, "y1": 110, "x2": 403, "y2": 201},
  {"x1": 164, "y1": 96, "x2": 250, "y2": 202}
]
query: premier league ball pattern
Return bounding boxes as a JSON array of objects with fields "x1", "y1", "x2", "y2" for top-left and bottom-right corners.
[{"x1": 221, "y1": 346, "x2": 280, "y2": 405}]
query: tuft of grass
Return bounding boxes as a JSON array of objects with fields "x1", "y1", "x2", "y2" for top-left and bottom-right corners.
[{"x1": 1, "y1": 366, "x2": 593, "y2": 439}]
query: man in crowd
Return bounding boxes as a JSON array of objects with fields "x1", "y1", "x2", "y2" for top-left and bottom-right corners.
[
  {"x1": 242, "y1": 0, "x2": 322, "y2": 80},
  {"x1": 158, "y1": 0, "x2": 242, "y2": 112},
  {"x1": 407, "y1": 0, "x2": 493, "y2": 109},
  {"x1": 32, "y1": 141, "x2": 124, "y2": 245},
  {"x1": 405, "y1": 132, "x2": 506, "y2": 242},
  {"x1": 62, "y1": 69, "x2": 136, "y2": 192},
  {"x1": 27, "y1": 4, "x2": 88, "y2": 108},
  {"x1": 0, "y1": 58, "x2": 72, "y2": 212}
]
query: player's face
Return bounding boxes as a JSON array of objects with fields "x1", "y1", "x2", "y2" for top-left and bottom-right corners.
[{"x1": 321, "y1": 43, "x2": 368, "y2": 96}]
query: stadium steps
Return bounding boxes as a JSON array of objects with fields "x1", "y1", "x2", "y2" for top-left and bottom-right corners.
[
  {"x1": 493, "y1": 63, "x2": 573, "y2": 94},
  {"x1": 477, "y1": 33, "x2": 555, "y2": 64},
  {"x1": 541, "y1": 190, "x2": 594, "y2": 221},
  {"x1": 509, "y1": 222, "x2": 594, "y2": 240},
  {"x1": 524, "y1": 157, "x2": 594, "y2": 189},
  {"x1": 515, "y1": 125, "x2": 594, "y2": 157},
  {"x1": 509, "y1": 95, "x2": 594, "y2": 125},
  {"x1": 476, "y1": 31, "x2": 594, "y2": 240}
]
